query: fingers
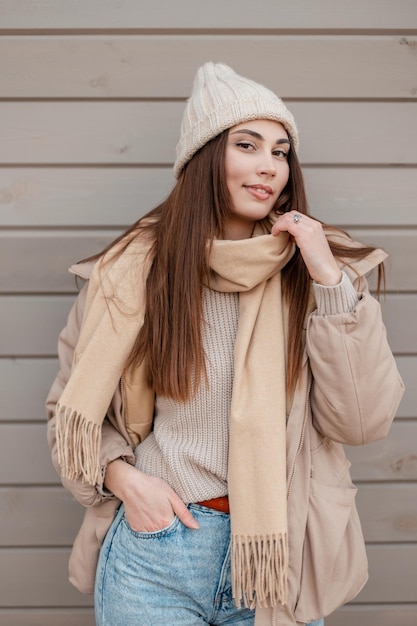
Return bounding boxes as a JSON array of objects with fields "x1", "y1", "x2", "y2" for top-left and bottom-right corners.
[
  {"x1": 271, "y1": 211, "x2": 324, "y2": 253},
  {"x1": 271, "y1": 211, "x2": 342, "y2": 285},
  {"x1": 122, "y1": 471, "x2": 199, "y2": 532},
  {"x1": 169, "y1": 494, "x2": 200, "y2": 529},
  {"x1": 107, "y1": 462, "x2": 200, "y2": 531},
  {"x1": 271, "y1": 210, "x2": 311, "y2": 237},
  {"x1": 126, "y1": 497, "x2": 199, "y2": 532}
]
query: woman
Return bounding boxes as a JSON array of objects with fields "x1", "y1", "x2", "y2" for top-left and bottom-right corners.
[{"x1": 46, "y1": 62, "x2": 404, "y2": 626}]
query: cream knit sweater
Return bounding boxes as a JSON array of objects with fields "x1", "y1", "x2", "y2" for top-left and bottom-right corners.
[
  {"x1": 135, "y1": 287, "x2": 238, "y2": 502},
  {"x1": 135, "y1": 273, "x2": 358, "y2": 503}
]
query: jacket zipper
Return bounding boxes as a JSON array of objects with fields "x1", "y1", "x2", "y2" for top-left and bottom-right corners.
[
  {"x1": 272, "y1": 376, "x2": 311, "y2": 626},
  {"x1": 287, "y1": 373, "x2": 311, "y2": 500},
  {"x1": 119, "y1": 373, "x2": 127, "y2": 422}
]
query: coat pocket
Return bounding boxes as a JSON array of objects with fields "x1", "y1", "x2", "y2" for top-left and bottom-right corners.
[
  {"x1": 295, "y1": 475, "x2": 368, "y2": 622},
  {"x1": 68, "y1": 499, "x2": 119, "y2": 594}
]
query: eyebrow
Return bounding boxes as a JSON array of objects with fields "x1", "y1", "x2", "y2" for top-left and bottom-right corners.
[{"x1": 230, "y1": 128, "x2": 290, "y2": 145}]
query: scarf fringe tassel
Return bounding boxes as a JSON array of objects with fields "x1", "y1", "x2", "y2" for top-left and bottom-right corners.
[
  {"x1": 55, "y1": 404, "x2": 102, "y2": 485},
  {"x1": 232, "y1": 533, "x2": 288, "y2": 610}
]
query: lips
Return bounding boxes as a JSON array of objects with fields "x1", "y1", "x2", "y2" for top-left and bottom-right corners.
[{"x1": 244, "y1": 184, "x2": 273, "y2": 200}]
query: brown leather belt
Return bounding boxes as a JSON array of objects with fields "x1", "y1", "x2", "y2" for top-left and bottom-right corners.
[{"x1": 196, "y1": 496, "x2": 230, "y2": 514}]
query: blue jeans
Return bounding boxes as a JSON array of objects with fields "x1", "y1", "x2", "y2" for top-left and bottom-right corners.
[{"x1": 95, "y1": 503, "x2": 324, "y2": 626}]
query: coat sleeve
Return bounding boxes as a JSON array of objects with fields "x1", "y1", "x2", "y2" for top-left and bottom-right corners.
[
  {"x1": 46, "y1": 282, "x2": 135, "y2": 507},
  {"x1": 306, "y1": 275, "x2": 404, "y2": 445}
]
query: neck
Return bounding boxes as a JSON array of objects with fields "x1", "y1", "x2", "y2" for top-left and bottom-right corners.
[{"x1": 222, "y1": 218, "x2": 256, "y2": 240}]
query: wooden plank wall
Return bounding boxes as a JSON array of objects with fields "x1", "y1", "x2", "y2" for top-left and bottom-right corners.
[{"x1": 0, "y1": 1, "x2": 416, "y2": 623}]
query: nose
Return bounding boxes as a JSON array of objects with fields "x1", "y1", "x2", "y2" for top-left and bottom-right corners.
[{"x1": 256, "y1": 152, "x2": 276, "y2": 177}]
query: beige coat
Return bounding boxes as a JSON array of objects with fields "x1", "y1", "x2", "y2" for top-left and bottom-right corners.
[{"x1": 46, "y1": 251, "x2": 404, "y2": 626}]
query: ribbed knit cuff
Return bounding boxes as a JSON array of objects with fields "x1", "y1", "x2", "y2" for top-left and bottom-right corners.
[{"x1": 313, "y1": 271, "x2": 359, "y2": 316}]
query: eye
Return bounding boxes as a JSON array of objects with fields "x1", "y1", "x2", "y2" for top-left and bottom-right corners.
[
  {"x1": 273, "y1": 148, "x2": 288, "y2": 159},
  {"x1": 236, "y1": 141, "x2": 255, "y2": 151}
]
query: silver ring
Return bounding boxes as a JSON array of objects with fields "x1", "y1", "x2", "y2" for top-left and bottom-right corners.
[{"x1": 293, "y1": 214, "x2": 301, "y2": 224}]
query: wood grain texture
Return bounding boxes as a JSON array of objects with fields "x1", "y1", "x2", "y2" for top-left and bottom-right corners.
[
  {"x1": 0, "y1": 544, "x2": 414, "y2": 607},
  {"x1": 0, "y1": 609, "x2": 95, "y2": 626},
  {"x1": 1, "y1": 167, "x2": 416, "y2": 227},
  {"x1": 348, "y1": 421, "x2": 417, "y2": 481},
  {"x1": 354, "y1": 544, "x2": 417, "y2": 602},
  {"x1": 0, "y1": 167, "x2": 173, "y2": 227},
  {"x1": 2, "y1": 421, "x2": 416, "y2": 485},
  {"x1": 0, "y1": 358, "x2": 58, "y2": 421},
  {"x1": 1, "y1": 229, "x2": 414, "y2": 293},
  {"x1": 0, "y1": 483, "x2": 415, "y2": 546},
  {"x1": 356, "y1": 483, "x2": 417, "y2": 542},
  {"x1": 306, "y1": 168, "x2": 417, "y2": 227},
  {"x1": 1, "y1": 606, "x2": 417, "y2": 626},
  {"x1": 0, "y1": 424, "x2": 57, "y2": 484},
  {"x1": 1, "y1": 355, "x2": 412, "y2": 423},
  {"x1": 0, "y1": 230, "x2": 119, "y2": 293},
  {"x1": 347, "y1": 229, "x2": 417, "y2": 292},
  {"x1": 0, "y1": 295, "x2": 77, "y2": 356},
  {"x1": 379, "y1": 295, "x2": 417, "y2": 354},
  {"x1": 0, "y1": 1, "x2": 415, "y2": 619},
  {"x1": 327, "y1": 604, "x2": 417, "y2": 626},
  {"x1": 1, "y1": 35, "x2": 416, "y2": 98},
  {"x1": 1, "y1": 102, "x2": 416, "y2": 164},
  {"x1": 395, "y1": 356, "x2": 416, "y2": 418},
  {"x1": 0, "y1": 487, "x2": 84, "y2": 546},
  {"x1": 1, "y1": 0, "x2": 416, "y2": 30},
  {"x1": 1, "y1": 293, "x2": 413, "y2": 356},
  {"x1": 0, "y1": 548, "x2": 92, "y2": 606}
]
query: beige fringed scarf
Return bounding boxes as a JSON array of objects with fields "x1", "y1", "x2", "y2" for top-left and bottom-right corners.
[{"x1": 55, "y1": 227, "x2": 295, "y2": 609}]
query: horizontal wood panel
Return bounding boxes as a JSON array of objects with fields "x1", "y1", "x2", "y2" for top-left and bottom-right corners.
[
  {"x1": 1, "y1": 0, "x2": 416, "y2": 30},
  {"x1": 348, "y1": 421, "x2": 417, "y2": 481},
  {"x1": 1, "y1": 4, "x2": 415, "y2": 621},
  {"x1": 379, "y1": 295, "x2": 417, "y2": 354},
  {"x1": 1, "y1": 293, "x2": 413, "y2": 356},
  {"x1": 0, "y1": 231, "x2": 120, "y2": 293},
  {"x1": 1, "y1": 229, "x2": 414, "y2": 293},
  {"x1": 1, "y1": 102, "x2": 416, "y2": 165},
  {"x1": 0, "y1": 358, "x2": 58, "y2": 421},
  {"x1": 0, "y1": 548, "x2": 92, "y2": 607},
  {"x1": 2, "y1": 421, "x2": 415, "y2": 485},
  {"x1": 1, "y1": 167, "x2": 416, "y2": 227},
  {"x1": 327, "y1": 604, "x2": 417, "y2": 626},
  {"x1": 0, "y1": 487, "x2": 84, "y2": 546},
  {"x1": 0, "y1": 544, "x2": 413, "y2": 607},
  {"x1": 0, "y1": 167, "x2": 173, "y2": 227},
  {"x1": 354, "y1": 544, "x2": 417, "y2": 603},
  {"x1": 395, "y1": 356, "x2": 416, "y2": 418},
  {"x1": 347, "y1": 229, "x2": 417, "y2": 292},
  {"x1": 1, "y1": 483, "x2": 415, "y2": 547},
  {"x1": 0, "y1": 424, "x2": 57, "y2": 484},
  {"x1": 1, "y1": 35, "x2": 416, "y2": 98},
  {"x1": 0, "y1": 295, "x2": 77, "y2": 356},
  {"x1": 2, "y1": 355, "x2": 412, "y2": 422},
  {"x1": 0, "y1": 609, "x2": 94, "y2": 626},
  {"x1": 356, "y1": 483, "x2": 417, "y2": 542},
  {"x1": 307, "y1": 168, "x2": 417, "y2": 227}
]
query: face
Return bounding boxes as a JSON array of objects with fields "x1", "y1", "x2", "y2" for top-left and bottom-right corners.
[{"x1": 224, "y1": 119, "x2": 290, "y2": 240}]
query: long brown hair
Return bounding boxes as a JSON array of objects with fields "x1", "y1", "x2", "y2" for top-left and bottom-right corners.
[
  {"x1": 86, "y1": 130, "x2": 383, "y2": 399},
  {"x1": 274, "y1": 148, "x2": 383, "y2": 391}
]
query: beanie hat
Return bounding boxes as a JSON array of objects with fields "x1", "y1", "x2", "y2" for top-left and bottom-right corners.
[{"x1": 174, "y1": 62, "x2": 299, "y2": 177}]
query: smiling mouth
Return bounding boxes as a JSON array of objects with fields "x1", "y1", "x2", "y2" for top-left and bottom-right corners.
[{"x1": 244, "y1": 185, "x2": 273, "y2": 199}]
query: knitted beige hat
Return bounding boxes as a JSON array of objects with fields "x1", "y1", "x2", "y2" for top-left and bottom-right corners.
[{"x1": 174, "y1": 62, "x2": 299, "y2": 177}]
